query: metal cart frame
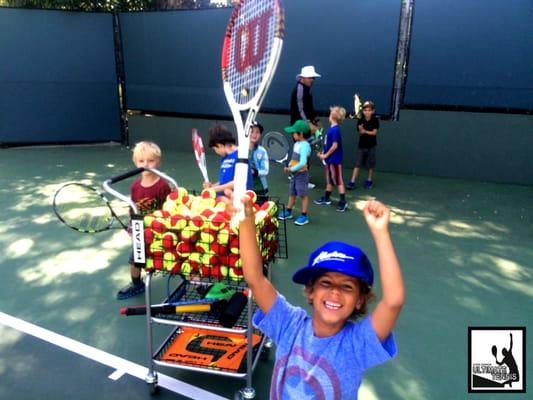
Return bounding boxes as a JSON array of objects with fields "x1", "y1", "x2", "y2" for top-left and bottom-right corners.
[{"x1": 103, "y1": 168, "x2": 284, "y2": 399}]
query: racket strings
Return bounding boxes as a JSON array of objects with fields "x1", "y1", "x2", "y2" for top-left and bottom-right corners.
[
  {"x1": 226, "y1": 0, "x2": 280, "y2": 105},
  {"x1": 53, "y1": 184, "x2": 117, "y2": 232}
]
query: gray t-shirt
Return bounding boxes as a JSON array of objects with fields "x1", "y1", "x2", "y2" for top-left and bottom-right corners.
[{"x1": 253, "y1": 293, "x2": 397, "y2": 399}]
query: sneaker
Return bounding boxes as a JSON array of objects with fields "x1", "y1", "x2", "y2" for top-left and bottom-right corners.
[
  {"x1": 278, "y1": 210, "x2": 293, "y2": 220},
  {"x1": 294, "y1": 215, "x2": 309, "y2": 226},
  {"x1": 313, "y1": 197, "x2": 332, "y2": 205},
  {"x1": 336, "y1": 201, "x2": 348, "y2": 212},
  {"x1": 346, "y1": 181, "x2": 356, "y2": 190},
  {"x1": 308, "y1": 182, "x2": 316, "y2": 189},
  {"x1": 117, "y1": 282, "x2": 145, "y2": 300},
  {"x1": 364, "y1": 180, "x2": 373, "y2": 189}
]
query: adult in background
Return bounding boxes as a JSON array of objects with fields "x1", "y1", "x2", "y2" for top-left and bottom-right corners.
[
  {"x1": 290, "y1": 65, "x2": 321, "y2": 188},
  {"x1": 290, "y1": 65, "x2": 321, "y2": 126}
]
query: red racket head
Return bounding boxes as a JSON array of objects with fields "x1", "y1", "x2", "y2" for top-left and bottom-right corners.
[
  {"x1": 221, "y1": 0, "x2": 284, "y2": 108},
  {"x1": 192, "y1": 128, "x2": 205, "y2": 160}
]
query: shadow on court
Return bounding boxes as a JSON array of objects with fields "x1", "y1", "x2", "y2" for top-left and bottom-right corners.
[{"x1": 0, "y1": 144, "x2": 531, "y2": 399}]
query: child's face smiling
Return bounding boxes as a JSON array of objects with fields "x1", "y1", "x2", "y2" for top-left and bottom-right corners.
[
  {"x1": 250, "y1": 127, "x2": 261, "y2": 145},
  {"x1": 309, "y1": 272, "x2": 362, "y2": 336}
]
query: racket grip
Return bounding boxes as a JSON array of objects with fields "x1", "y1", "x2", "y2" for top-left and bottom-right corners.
[
  {"x1": 219, "y1": 292, "x2": 247, "y2": 328},
  {"x1": 107, "y1": 167, "x2": 145, "y2": 184}
]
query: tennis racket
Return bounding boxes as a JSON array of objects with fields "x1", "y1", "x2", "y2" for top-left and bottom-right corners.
[
  {"x1": 261, "y1": 130, "x2": 290, "y2": 166},
  {"x1": 192, "y1": 128, "x2": 209, "y2": 183},
  {"x1": 52, "y1": 182, "x2": 129, "y2": 233},
  {"x1": 222, "y1": 0, "x2": 284, "y2": 221},
  {"x1": 351, "y1": 93, "x2": 362, "y2": 119}
]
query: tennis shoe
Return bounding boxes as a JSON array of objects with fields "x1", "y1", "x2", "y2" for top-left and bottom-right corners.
[
  {"x1": 308, "y1": 183, "x2": 316, "y2": 189},
  {"x1": 364, "y1": 180, "x2": 373, "y2": 189},
  {"x1": 294, "y1": 215, "x2": 309, "y2": 226},
  {"x1": 314, "y1": 197, "x2": 332, "y2": 205},
  {"x1": 346, "y1": 181, "x2": 356, "y2": 190},
  {"x1": 278, "y1": 210, "x2": 293, "y2": 220},
  {"x1": 117, "y1": 281, "x2": 145, "y2": 300},
  {"x1": 336, "y1": 201, "x2": 348, "y2": 212}
]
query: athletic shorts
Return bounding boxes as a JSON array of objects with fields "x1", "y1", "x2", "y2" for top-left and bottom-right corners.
[
  {"x1": 355, "y1": 147, "x2": 376, "y2": 169},
  {"x1": 325, "y1": 163, "x2": 344, "y2": 186},
  {"x1": 289, "y1": 172, "x2": 309, "y2": 197}
]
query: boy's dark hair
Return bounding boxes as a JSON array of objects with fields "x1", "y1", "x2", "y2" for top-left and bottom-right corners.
[
  {"x1": 302, "y1": 130, "x2": 312, "y2": 140},
  {"x1": 208, "y1": 124, "x2": 236, "y2": 147},
  {"x1": 304, "y1": 277, "x2": 375, "y2": 321},
  {"x1": 252, "y1": 121, "x2": 264, "y2": 134}
]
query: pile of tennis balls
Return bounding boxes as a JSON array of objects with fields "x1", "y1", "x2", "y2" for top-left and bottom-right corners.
[{"x1": 142, "y1": 187, "x2": 279, "y2": 280}]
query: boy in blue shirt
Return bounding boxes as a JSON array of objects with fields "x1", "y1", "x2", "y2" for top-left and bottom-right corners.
[
  {"x1": 315, "y1": 106, "x2": 348, "y2": 212},
  {"x1": 203, "y1": 124, "x2": 253, "y2": 194},
  {"x1": 278, "y1": 120, "x2": 312, "y2": 226},
  {"x1": 237, "y1": 194, "x2": 404, "y2": 399},
  {"x1": 249, "y1": 121, "x2": 269, "y2": 198}
]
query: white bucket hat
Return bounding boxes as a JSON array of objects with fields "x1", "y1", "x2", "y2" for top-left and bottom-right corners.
[{"x1": 297, "y1": 65, "x2": 321, "y2": 79}]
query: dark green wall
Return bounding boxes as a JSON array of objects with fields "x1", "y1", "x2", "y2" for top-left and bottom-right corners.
[{"x1": 128, "y1": 110, "x2": 533, "y2": 185}]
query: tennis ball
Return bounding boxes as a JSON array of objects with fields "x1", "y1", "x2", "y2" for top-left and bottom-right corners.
[
  {"x1": 153, "y1": 256, "x2": 164, "y2": 270},
  {"x1": 210, "y1": 242, "x2": 228, "y2": 255},
  {"x1": 201, "y1": 253, "x2": 219, "y2": 267},
  {"x1": 162, "y1": 232, "x2": 178, "y2": 251},
  {"x1": 200, "y1": 208, "x2": 215, "y2": 220},
  {"x1": 200, "y1": 228, "x2": 216, "y2": 244},
  {"x1": 170, "y1": 214, "x2": 188, "y2": 230},
  {"x1": 227, "y1": 254, "x2": 241, "y2": 268},
  {"x1": 261, "y1": 201, "x2": 278, "y2": 217},
  {"x1": 153, "y1": 210, "x2": 170, "y2": 218},
  {"x1": 163, "y1": 252, "x2": 176, "y2": 270},
  {"x1": 181, "y1": 261, "x2": 192, "y2": 276},
  {"x1": 144, "y1": 214, "x2": 155, "y2": 228},
  {"x1": 179, "y1": 226, "x2": 199, "y2": 243},
  {"x1": 214, "y1": 198, "x2": 227, "y2": 211},
  {"x1": 150, "y1": 219, "x2": 166, "y2": 234},
  {"x1": 181, "y1": 194, "x2": 193, "y2": 208},
  {"x1": 150, "y1": 240, "x2": 164, "y2": 254},
  {"x1": 176, "y1": 241, "x2": 194, "y2": 258},
  {"x1": 144, "y1": 228, "x2": 155, "y2": 245},
  {"x1": 229, "y1": 236, "x2": 240, "y2": 255},
  {"x1": 217, "y1": 229, "x2": 230, "y2": 247},
  {"x1": 201, "y1": 188, "x2": 216, "y2": 200},
  {"x1": 195, "y1": 241, "x2": 211, "y2": 254},
  {"x1": 220, "y1": 266, "x2": 229, "y2": 278},
  {"x1": 254, "y1": 210, "x2": 268, "y2": 227},
  {"x1": 168, "y1": 187, "x2": 188, "y2": 203},
  {"x1": 188, "y1": 252, "x2": 202, "y2": 268},
  {"x1": 170, "y1": 261, "x2": 182, "y2": 275},
  {"x1": 245, "y1": 190, "x2": 257, "y2": 204},
  {"x1": 189, "y1": 215, "x2": 206, "y2": 231},
  {"x1": 228, "y1": 266, "x2": 244, "y2": 281},
  {"x1": 145, "y1": 258, "x2": 154, "y2": 271}
]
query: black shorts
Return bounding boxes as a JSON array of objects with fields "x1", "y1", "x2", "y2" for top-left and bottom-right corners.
[{"x1": 355, "y1": 147, "x2": 376, "y2": 169}]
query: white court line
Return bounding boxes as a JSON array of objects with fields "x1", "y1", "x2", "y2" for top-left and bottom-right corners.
[{"x1": 0, "y1": 311, "x2": 228, "y2": 400}]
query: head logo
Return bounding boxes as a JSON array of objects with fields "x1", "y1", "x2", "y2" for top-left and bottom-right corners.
[
  {"x1": 468, "y1": 327, "x2": 526, "y2": 393},
  {"x1": 312, "y1": 251, "x2": 354, "y2": 266}
]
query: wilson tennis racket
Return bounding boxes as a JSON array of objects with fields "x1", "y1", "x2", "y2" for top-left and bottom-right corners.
[
  {"x1": 52, "y1": 182, "x2": 129, "y2": 233},
  {"x1": 222, "y1": 0, "x2": 284, "y2": 220},
  {"x1": 192, "y1": 128, "x2": 209, "y2": 183},
  {"x1": 261, "y1": 130, "x2": 290, "y2": 166},
  {"x1": 351, "y1": 93, "x2": 362, "y2": 119}
]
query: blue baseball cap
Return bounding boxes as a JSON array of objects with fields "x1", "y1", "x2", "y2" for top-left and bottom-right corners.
[{"x1": 292, "y1": 241, "x2": 374, "y2": 287}]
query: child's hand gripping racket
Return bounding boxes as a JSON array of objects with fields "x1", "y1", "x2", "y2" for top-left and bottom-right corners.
[
  {"x1": 221, "y1": 0, "x2": 284, "y2": 221},
  {"x1": 192, "y1": 128, "x2": 209, "y2": 184}
]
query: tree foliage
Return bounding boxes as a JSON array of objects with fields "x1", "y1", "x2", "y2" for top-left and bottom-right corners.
[{"x1": 0, "y1": 0, "x2": 235, "y2": 11}]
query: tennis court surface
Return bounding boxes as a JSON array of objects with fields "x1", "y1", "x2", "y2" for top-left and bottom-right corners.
[{"x1": 1, "y1": 144, "x2": 531, "y2": 399}]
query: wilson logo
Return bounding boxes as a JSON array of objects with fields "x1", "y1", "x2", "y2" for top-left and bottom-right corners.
[{"x1": 234, "y1": 9, "x2": 272, "y2": 72}]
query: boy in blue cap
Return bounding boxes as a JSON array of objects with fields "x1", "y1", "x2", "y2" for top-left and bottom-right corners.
[{"x1": 237, "y1": 195, "x2": 404, "y2": 399}]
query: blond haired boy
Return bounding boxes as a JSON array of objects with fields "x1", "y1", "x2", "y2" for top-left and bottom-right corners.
[
  {"x1": 315, "y1": 106, "x2": 348, "y2": 211},
  {"x1": 117, "y1": 141, "x2": 171, "y2": 300}
]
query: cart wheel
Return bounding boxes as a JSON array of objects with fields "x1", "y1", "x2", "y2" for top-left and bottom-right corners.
[
  {"x1": 148, "y1": 382, "x2": 159, "y2": 396},
  {"x1": 234, "y1": 388, "x2": 255, "y2": 399}
]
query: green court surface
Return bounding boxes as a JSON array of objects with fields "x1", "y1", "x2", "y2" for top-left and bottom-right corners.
[{"x1": 1, "y1": 144, "x2": 531, "y2": 399}]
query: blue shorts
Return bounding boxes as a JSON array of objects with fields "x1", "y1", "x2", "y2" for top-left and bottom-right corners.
[{"x1": 289, "y1": 172, "x2": 309, "y2": 197}]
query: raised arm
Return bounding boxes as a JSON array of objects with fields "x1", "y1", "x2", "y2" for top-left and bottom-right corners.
[
  {"x1": 364, "y1": 200, "x2": 405, "y2": 342},
  {"x1": 238, "y1": 195, "x2": 277, "y2": 313}
]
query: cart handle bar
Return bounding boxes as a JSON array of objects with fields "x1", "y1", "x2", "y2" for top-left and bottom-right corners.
[{"x1": 102, "y1": 167, "x2": 178, "y2": 214}]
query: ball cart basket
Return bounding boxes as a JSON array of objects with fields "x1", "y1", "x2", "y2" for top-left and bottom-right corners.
[{"x1": 103, "y1": 168, "x2": 288, "y2": 399}]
